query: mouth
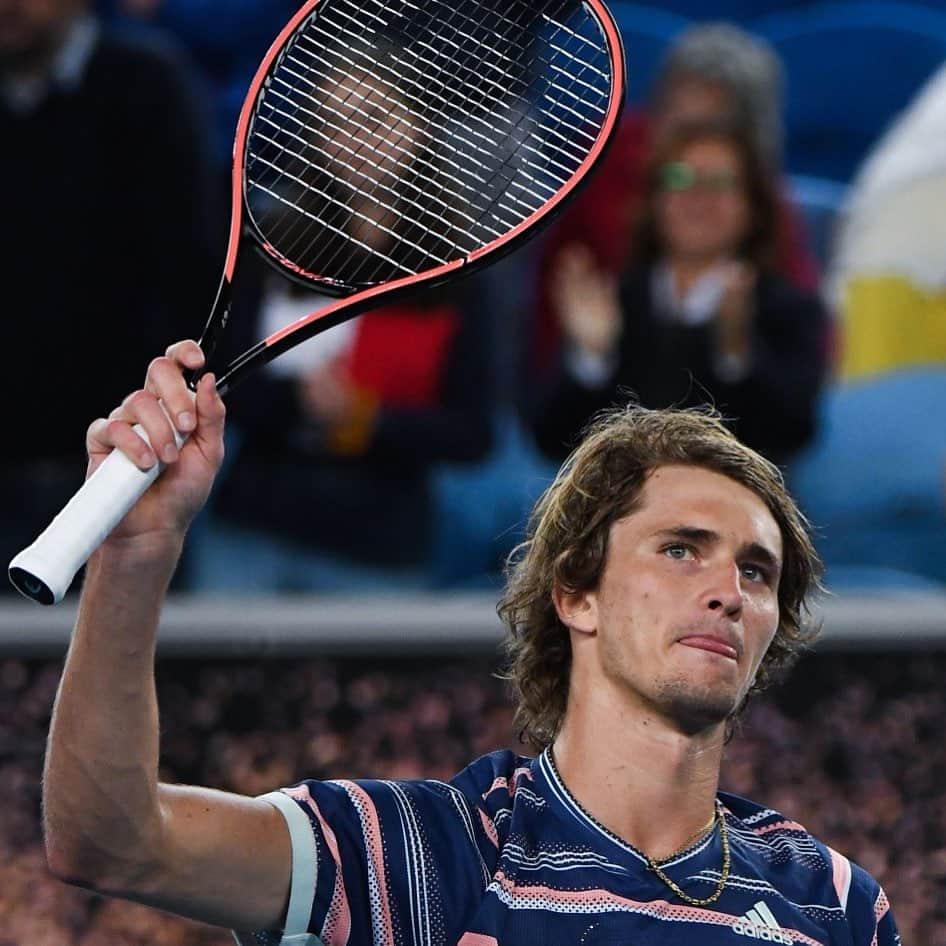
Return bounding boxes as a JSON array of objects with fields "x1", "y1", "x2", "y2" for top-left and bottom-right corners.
[{"x1": 677, "y1": 635, "x2": 740, "y2": 661}]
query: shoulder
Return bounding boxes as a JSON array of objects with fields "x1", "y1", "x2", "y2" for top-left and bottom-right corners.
[
  {"x1": 448, "y1": 749, "x2": 537, "y2": 805},
  {"x1": 722, "y1": 791, "x2": 835, "y2": 870},
  {"x1": 838, "y1": 855, "x2": 899, "y2": 945},
  {"x1": 755, "y1": 270, "x2": 826, "y2": 313},
  {"x1": 277, "y1": 772, "x2": 500, "y2": 892},
  {"x1": 90, "y1": 29, "x2": 198, "y2": 99},
  {"x1": 720, "y1": 791, "x2": 828, "y2": 873},
  {"x1": 722, "y1": 792, "x2": 899, "y2": 943},
  {"x1": 277, "y1": 752, "x2": 535, "y2": 859}
]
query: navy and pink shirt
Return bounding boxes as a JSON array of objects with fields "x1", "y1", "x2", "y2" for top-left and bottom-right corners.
[{"x1": 234, "y1": 749, "x2": 899, "y2": 946}]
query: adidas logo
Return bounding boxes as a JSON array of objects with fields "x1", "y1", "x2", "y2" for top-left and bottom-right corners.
[{"x1": 732, "y1": 901, "x2": 794, "y2": 944}]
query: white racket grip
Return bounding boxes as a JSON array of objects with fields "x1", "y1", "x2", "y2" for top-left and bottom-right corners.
[{"x1": 9, "y1": 423, "x2": 185, "y2": 605}]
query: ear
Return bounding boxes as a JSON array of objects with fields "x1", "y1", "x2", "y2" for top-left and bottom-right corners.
[{"x1": 552, "y1": 584, "x2": 598, "y2": 636}]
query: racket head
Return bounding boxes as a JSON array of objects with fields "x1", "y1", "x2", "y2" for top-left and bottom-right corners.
[{"x1": 230, "y1": 0, "x2": 626, "y2": 301}]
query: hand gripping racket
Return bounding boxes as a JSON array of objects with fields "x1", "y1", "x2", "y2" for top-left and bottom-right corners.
[{"x1": 10, "y1": 0, "x2": 625, "y2": 604}]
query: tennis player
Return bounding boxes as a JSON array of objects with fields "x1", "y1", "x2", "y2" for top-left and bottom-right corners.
[{"x1": 42, "y1": 341, "x2": 900, "y2": 945}]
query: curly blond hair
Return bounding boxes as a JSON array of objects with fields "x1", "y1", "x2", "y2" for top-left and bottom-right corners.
[{"x1": 498, "y1": 404, "x2": 822, "y2": 751}]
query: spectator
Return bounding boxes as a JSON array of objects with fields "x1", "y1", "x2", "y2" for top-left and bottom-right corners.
[
  {"x1": 531, "y1": 22, "x2": 818, "y2": 378},
  {"x1": 190, "y1": 266, "x2": 492, "y2": 592},
  {"x1": 532, "y1": 119, "x2": 829, "y2": 466},
  {"x1": 0, "y1": 0, "x2": 217, "y2": 590}
]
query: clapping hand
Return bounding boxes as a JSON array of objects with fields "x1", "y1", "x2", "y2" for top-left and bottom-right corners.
[{"x1": 550, "y1": 245, "x2": 621, "y2": 358}]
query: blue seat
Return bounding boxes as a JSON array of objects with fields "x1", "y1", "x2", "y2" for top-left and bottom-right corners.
[
  {"x1": 786, "y1": 173, "x2": 848, "y2": 268},
  {"x1": 605, "y1": 3, "x2": 691, "y2": 103},
  {"x1": 644, "y1": 0, "x2": 795, "y2": 19},
  {"x1": 754, "y1": 2, "x2": 946, "y2": 181},
  {"x1": 788, "y1": 369, "x2": 946, "y2": 590}
]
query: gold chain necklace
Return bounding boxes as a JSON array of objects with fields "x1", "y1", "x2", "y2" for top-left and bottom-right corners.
[
  {"x1": 546, "y1": 749, "x2": 730, "y2": 907},
  {"x1": 654, "y1": 808, "x2": 718, "y2": 862},
  {"x1": 646, "y1": 800, "x2": 730, "y2": 907}
]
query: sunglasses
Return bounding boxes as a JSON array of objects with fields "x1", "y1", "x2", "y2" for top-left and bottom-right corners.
[{"x1": 659, "y1": 162, "x2": 742, "y2": 193}]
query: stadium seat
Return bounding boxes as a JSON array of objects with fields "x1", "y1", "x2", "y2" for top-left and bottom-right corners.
[
  {"x1": 641, "y1": 0, "x2": 796, "y2": 20},
  {"x1": 786, "y1": 173, "x2": 848, "y2": 268},
  {"x1": 605, "y1": 3, "x2": 691, "y2": 104},
  {"x1": 788, "y1": 368, "x2": 946, "y2": 589},
  {"x1": 753, "y1": 2, "x2": 946, "y2": 181}
]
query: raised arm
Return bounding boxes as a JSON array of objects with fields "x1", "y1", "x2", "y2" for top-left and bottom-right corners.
[{"x1": 42, "y1": 341, "x2": 292, "y2": 932}]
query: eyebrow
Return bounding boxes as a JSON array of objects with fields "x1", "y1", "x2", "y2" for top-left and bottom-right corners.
[{"x1": 653, "y1": 526, "x2": 782, "y2": 573}]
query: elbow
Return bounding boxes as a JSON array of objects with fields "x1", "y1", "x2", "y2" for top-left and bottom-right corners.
[
  {"x1": 46, "y1": 839, "x2": 108, "y2": 891},
  {"x1": 45, "y1": 830, "x2": 161, "y2": 898}
]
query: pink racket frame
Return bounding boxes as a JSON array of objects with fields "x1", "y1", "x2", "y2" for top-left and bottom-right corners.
[{"x1": 224, "y1": 0, "x2": 628, "y2": 352}]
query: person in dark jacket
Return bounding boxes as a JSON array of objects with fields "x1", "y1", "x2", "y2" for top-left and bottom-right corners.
[
  {"x1": 0, "y1": 0, "x2": 217, "y2": 590},
  {"x1": 534, "y1": 118, "x2": 829, "y2": 467},
  {"x1": 529, "y1": 23, "x2": 820, "y2": 379}
]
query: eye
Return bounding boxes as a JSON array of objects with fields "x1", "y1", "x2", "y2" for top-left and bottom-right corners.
[
  {"x1": 741, "y1": 563, "x2": 770, "y2": 584},
  {"x1": 663, "y1": 543, "x2": 694, "y2": 561}
]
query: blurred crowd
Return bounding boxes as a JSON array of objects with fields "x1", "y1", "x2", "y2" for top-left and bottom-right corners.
[
  {"x1": 2, "y1": 0, "x2": 946, "y2": 593},
  {"x1": 0, "y1": 651, "x2": 944, "y2": 943}
]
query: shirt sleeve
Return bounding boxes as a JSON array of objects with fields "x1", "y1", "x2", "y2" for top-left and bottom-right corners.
[
  {"x1": 841, "y1": 854, "x2": 901, "y2": 946},
  {"x1": 238, "y1": 778, "x2": 491, "y2": 946},
  {"x1": 231, "y1": 792, "x2": 322, "y2": 946}
]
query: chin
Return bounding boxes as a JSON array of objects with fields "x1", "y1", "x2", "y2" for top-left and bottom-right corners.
[{"x1": 656, "y1": 679, "x2": 740, "y2": 736}]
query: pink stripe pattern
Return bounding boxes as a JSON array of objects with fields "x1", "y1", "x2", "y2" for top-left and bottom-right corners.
[
  {"x1": 827, "y1": 847, "x2": 852, "y2": 911},
  {"x1": 286, "y1": 785, "x2": 353, "y2": 946},
  {"x1": 337, "y1": 780, "x2": 396, "y2": 946},
  {"x1": 458, "y1": 934, "x2": 500, "y2": 946}
]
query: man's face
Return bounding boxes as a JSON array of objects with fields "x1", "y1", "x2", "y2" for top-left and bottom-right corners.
[
  {"x1": 561, "y1": 464, "x2": 783, "y2": 735},
  {"x1": 0, "y1": 0, "x2": 78, "y2": 71}
]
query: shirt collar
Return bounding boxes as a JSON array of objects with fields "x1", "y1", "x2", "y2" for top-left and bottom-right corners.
[
  {"x1": 651, "y1": 261, "x2": 731, "y2": 327},
  {"x1": 537, "y1": 747, "x2": 722, "y2": 869}
]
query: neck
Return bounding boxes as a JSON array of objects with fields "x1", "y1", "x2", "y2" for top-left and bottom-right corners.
[{"x1": 551, "y1": 681, "x2": 724, "y2": 862}]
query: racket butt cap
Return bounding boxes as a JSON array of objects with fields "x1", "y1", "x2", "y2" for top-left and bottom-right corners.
[{"x1": 8, "y1": 560, "x2": 58, "y2": 606}]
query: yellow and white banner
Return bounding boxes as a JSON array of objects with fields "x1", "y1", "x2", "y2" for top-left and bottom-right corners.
[{"x1": 829, "y1": 64, "x2": 946, "y2": 379}]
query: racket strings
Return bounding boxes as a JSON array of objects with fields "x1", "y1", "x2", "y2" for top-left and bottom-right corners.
[
  {"x1": 298, "y1": 0, "x2": 598, "y2": 231},
  {"x1": 280, "y1": 9, "x2": 547, "y2": 275},
  {"x1": 245, "y1": 0, "x2": 614, "y2": 290},
  {"x1": 274, "y1": 8, "x2": 542, "y2": 260},
  {"x1": 271, "y1": 0, "x2": 603, "y2": 282},
  {"x1": 260, "y1": 40, "x2": 465, "y2": 275},
  {"x1": 256, "y1": 0, "x2": 588, "y2": 277},
  {"x1": 270, "y1": 46, "x2": 494, "y2": 246}
]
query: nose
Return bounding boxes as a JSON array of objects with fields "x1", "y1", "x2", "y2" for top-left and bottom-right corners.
[{"x1": 704, "y1": 562, "x2": 743, "y2": 618}]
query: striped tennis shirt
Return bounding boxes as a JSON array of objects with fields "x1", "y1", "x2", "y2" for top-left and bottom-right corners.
[{"x1": 234, "y1": 749, "x2": 899, "y2": 946}]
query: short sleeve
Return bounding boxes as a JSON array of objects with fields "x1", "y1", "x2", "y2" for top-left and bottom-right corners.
[
  {"x1": 840, "y1": 853, "x2": 901, "y2": 946},
  {"x1": 239, "y1": 778, "x2": 490, "y2": 946},
  {"x1": 231, "y1": 791, "x2": 322, "y2": 946}
]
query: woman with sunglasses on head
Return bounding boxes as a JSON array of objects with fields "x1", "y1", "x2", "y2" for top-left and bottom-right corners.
[{"x1": 534, "y1": 118, "x2": 829, "y2": 468}]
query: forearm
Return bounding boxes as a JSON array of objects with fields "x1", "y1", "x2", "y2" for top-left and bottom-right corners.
[{"x1": 43, "y1": 537, "x2": 181, "y2": 887}]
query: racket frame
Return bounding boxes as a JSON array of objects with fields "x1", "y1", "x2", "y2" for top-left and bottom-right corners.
[{"x1": 205, "y1": 0, "x2": 627, "y2": 394}]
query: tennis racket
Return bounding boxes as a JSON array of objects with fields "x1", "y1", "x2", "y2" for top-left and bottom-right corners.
[{"x1": 9, "y1": 0, "x2": 625, "y2": 604}]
